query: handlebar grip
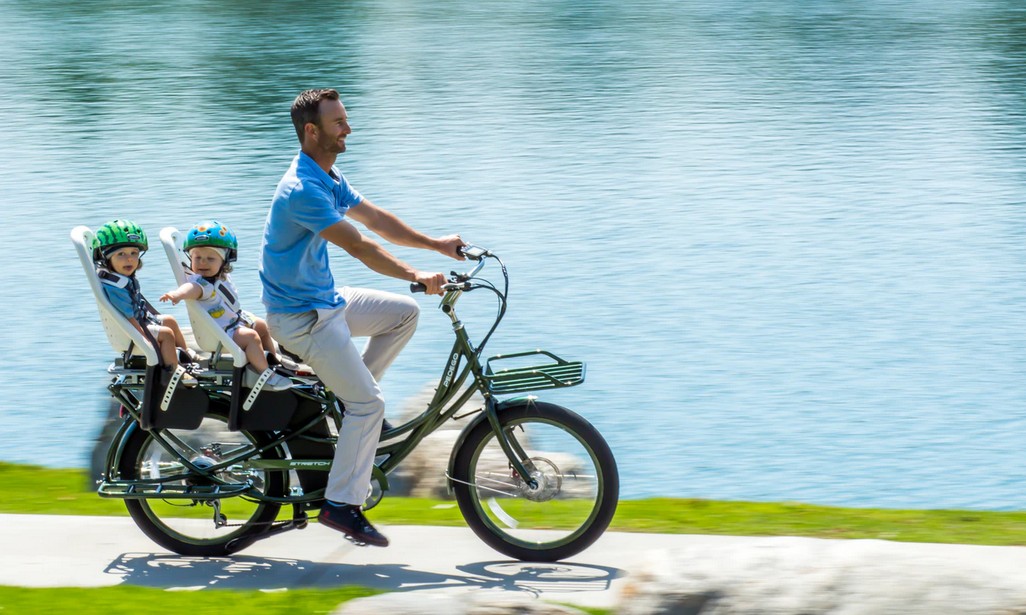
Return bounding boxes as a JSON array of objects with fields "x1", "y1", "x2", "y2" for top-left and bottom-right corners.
[{"x1": 410, "y1": 283, "x2": 427, "y2": 293}]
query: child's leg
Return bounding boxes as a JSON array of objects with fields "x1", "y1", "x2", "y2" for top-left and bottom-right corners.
[
  {"x1": 152, "y1": 325, "x2": 179, "y2": 367},
  {"x1": 233, "y1": 327, "x2": 269, "y2": 372},
  {"x1": 252, "y1": 317, "x2": 278, "y2": 354},
  {"x1": 160, "y1": 314, "x2": 189, "y2": 351}
]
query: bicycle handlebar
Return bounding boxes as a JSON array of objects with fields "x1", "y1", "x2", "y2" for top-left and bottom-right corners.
[
  {"x1": 410, "y1": 244, "x2": 490, "y2": 293},
  {"x1": 410, "y1": 281, "x2": 470, "y2": 294}
]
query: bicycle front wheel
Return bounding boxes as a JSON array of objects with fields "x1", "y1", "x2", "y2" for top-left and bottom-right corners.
[
  {"x1": 118, "y1": 410, "x2": 287, "y2": 556},
  {"x1": 451, "y1": 401, "x2": 619, "y2": 562}
]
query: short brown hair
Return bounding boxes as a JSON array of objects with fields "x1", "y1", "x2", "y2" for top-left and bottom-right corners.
[{"x1": 291, "y1": 88, "x2": 340, "y2": 144}]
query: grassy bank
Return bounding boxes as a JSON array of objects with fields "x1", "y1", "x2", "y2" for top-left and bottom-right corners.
[
  {"x1": 0, "y1": 586, "x2": 382, "y2": 615},
  {"x1": 4, "y1": 461, "x2": 1026, "y2": 546},
  {"x1": 0, "y1": 585, "x2": 605, "y2": 615}
]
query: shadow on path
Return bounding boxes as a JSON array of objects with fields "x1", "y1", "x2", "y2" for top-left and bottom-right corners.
[{"x1": 104, "y1": 552, "x2": 624, "y2": 598}]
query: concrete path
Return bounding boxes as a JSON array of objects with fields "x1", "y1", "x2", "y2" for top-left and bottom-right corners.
[
  {"x1": 1, "y1": 513, "x2": 666, "y2": 610},
  {"x1": 6, "y1": 513, "x2": 1026, "y2": 613}
]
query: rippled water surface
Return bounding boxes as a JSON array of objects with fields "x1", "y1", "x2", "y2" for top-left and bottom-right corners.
[{"x1": 3, "y1": 0, "x2": 1026, "y2": 507}]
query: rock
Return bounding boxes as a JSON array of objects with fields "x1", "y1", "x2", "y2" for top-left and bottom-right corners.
[
  {"x1": 384, "y1": 386, "x2": 486, "y2": 498},
  {"x1": 615, "y1": 537, "x2": 1026, "y2": 615},
  {"x1": 332, "y1": 589, "x2": 589, "y2": 614}
]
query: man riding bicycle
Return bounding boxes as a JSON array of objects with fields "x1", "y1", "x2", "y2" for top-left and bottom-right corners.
[{"x1": 260, "y1": 88, "x2": 465, "y2": 547}]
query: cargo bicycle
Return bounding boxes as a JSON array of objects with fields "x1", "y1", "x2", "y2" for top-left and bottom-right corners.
[{"x1": 73, "y1": 227, "x2": 619, "y2": 563}]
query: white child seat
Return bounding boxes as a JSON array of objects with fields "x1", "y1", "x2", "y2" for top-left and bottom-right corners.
[
  {"x1": 160, "y1": 226, "x2": 300, "y2": 431},
  {"x1": 71, "y1": 225, "x2": 159, "y2": 367},
  {"x1": 159, "y1": 226, "x2": 248, "y2": 370}
]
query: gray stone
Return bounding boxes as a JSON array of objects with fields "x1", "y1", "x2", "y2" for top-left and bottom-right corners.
[
  {"x1": 332, "y1": 589, "x2": 589, "y2": 614},
  {"x1": 384, "y1": 386, "x2": 485, "y2": 498},
  {"x1": 615, "y1": 537, "x2": 1026, "y2": 615}
]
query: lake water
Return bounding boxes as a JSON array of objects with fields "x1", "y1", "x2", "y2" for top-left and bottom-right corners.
[{"x1": 3, "y1": 0, "x2": 1026, "y2": 508}]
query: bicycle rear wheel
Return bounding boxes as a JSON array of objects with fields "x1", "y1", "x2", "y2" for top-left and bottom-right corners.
[
  {"x1": 118, "y1": 410, "x2": 286, "y2": 556},
  {"x1": 451, "y1": 401, "x2": 618, "y2": 562}
]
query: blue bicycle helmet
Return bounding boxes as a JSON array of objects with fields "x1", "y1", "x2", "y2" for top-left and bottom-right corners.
[{"x1": 183, "y1": 220, "x2": 238, "y2": 263}]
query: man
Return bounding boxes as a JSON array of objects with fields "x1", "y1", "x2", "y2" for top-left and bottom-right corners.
[{"x1": 260, "y1": 88, "x2": 465, "y2": 547}]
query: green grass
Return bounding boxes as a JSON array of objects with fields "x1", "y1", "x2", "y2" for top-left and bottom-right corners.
[
  {"x1": 5, "y1": 461, "x2": 1026, "y2": 546},
  {"x1": 0, "y1": 586, "x2": 609, "y2": 615},
  {"x1": 612, "y1": 498, "x2": 1026, "y2": 546},
  {"x1": 0, "y1": 585, "x2": 380, "y2": 615},
  {"x1": 0, "y1": 462, "x2": 130, "y2": 516}
]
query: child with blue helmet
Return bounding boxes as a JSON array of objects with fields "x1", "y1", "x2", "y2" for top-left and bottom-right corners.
[
  {"x1": 94, "y1": 219, "x2": 197, "y2": 386},
  {"x1": 160, "y1": 220, "x2": 291, "y2": 392}
]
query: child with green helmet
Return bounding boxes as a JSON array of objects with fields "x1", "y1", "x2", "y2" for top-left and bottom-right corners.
[
  {"x1": 93, "y1": 219, "x2": 197, "y2": 385},
  {"x1": 160, "y1": 220, "x2": 291, "y2": 392}
]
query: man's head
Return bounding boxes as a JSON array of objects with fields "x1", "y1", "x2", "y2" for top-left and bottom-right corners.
[{"x1": 291, "y1": 88, "x2": 350, "y2": 155}]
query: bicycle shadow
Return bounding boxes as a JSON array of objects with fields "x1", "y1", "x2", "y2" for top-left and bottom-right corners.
[{"x1": 104, "y1": 552, "x2": 624, "y2": 598}]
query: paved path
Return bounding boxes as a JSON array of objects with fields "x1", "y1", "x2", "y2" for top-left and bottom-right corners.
[
  {"x1": 1, "y1": 513, "x2": 678, "y2": 609},
  {"x1": 7, "y1": 513, "x2": 1026, "y2": 612}
]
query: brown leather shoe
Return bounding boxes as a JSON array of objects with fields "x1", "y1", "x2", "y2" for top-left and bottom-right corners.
[{"x1": 317, "y1": 501, "x2": 389, "y2": 547}]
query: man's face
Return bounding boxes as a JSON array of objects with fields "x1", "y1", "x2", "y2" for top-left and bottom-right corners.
[{"x1": 312, "y1": 99, "x2": 351, "y2": 154}]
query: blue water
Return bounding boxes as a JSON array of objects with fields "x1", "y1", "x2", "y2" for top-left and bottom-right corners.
[{"x1": 3, "y1": 0, "x2": 1026, "y2": 508}]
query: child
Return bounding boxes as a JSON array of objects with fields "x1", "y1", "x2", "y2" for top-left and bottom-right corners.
[
  {"x1": 93, "y1": 219, "x2": 196, "y2": 386},
  {"x1": 160, "y1": 220, "x2": 291, "y2": 392}
]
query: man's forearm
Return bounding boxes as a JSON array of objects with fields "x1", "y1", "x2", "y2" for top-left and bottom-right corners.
[
  {"x1": 351, "y1": 201, "x2": 439, "y2": 251},
  {"x1": 346, "y1": 235, "x2": 419, "y2": 282}
]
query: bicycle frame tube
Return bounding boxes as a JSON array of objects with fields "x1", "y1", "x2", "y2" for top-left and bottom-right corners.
[
  {"x1": 372, "y1": 333, "x2": 482, "y2": 475},
  {"x1": 374, "y1": 280, "x2": 538, "y2": 486},
  {"x1": 369, "y1": 282, "x2": 493, "y2": 475}
]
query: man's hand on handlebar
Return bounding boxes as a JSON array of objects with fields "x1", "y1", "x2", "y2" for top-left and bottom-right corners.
[
  {"x1": 435, "y1": 234, "x2": 467, "y2": 261},
  {"x1": 413, "y1": 270, "x2": 448, "y2": 295}
]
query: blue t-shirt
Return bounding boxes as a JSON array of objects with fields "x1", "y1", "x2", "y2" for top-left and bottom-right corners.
[
  {"x1": 104, "y1": 283, "x2": 138, "y2": 320},
  {"x1": 260, "y1": 151, "x2": 364, "y2": 312},
  {"x1": 98, "y1": 269, "x2": 149, "y2": 323}
]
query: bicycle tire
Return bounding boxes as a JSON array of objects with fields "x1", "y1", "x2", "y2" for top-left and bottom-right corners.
[
  {"x1": 118, "y1": 408, "x2": 287, "y2": 556},
  {"x1": 452, "y1": 401, "x2": 618, "y2": 562}
]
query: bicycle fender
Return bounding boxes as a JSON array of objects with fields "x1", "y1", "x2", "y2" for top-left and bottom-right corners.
[
  {"x1": 104, "y1": 417, "x2": 142, "y2": 481},
  {"x1": 445, "y1": 395, "x2": 538, "y2": 495}
]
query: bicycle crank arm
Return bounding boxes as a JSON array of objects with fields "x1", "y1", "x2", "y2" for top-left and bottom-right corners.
[{"x1": 224, "y1": 506, "x2": 309, "y2": 554}]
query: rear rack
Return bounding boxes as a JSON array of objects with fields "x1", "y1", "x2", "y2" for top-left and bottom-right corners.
[{"x1": 482, "y1": 350, "x2": 586, "y2": 395}]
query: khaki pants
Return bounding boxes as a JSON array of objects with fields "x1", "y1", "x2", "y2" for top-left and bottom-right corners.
[{"x1": 267, "y1": 287, "x2": 419, "y2": 505}]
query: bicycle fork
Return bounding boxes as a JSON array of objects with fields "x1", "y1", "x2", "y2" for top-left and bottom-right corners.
[{"x1": 482, "y1": 397, "x2": 538, "y2": 490}]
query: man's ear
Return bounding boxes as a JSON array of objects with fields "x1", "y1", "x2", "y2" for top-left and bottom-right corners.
[{"x1": 304, "y1": 121, "x2": 319, "y2": 141}]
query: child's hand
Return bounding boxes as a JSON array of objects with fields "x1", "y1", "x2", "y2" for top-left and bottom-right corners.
[{"x1": 162, "y1": 282, "x2": 200, "y2": 304}]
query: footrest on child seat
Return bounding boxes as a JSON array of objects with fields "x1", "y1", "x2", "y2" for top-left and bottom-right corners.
[{"x1": 482, "y1": 350, "x2": 586, "y2": 395}]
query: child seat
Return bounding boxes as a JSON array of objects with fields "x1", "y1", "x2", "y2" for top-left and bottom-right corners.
[
  {"x1": 159, "y1": 227, "x2": 296, "y2": 431},
  {"x1": 71, "y1": 226, "x2": 207, "y2": 430}
]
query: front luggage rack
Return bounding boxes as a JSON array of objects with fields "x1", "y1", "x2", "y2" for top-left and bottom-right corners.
[{"x1": 482, "y1": 350, "x2": 586, "y2": 395}]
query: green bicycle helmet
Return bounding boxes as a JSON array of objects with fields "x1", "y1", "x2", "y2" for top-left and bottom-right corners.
[
  {"x1": 93, "y1": 219, "x2": 148, "y2": 261},
  {"x1": 183, "y1": 220, "x2": 238, "y2": 263}
]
